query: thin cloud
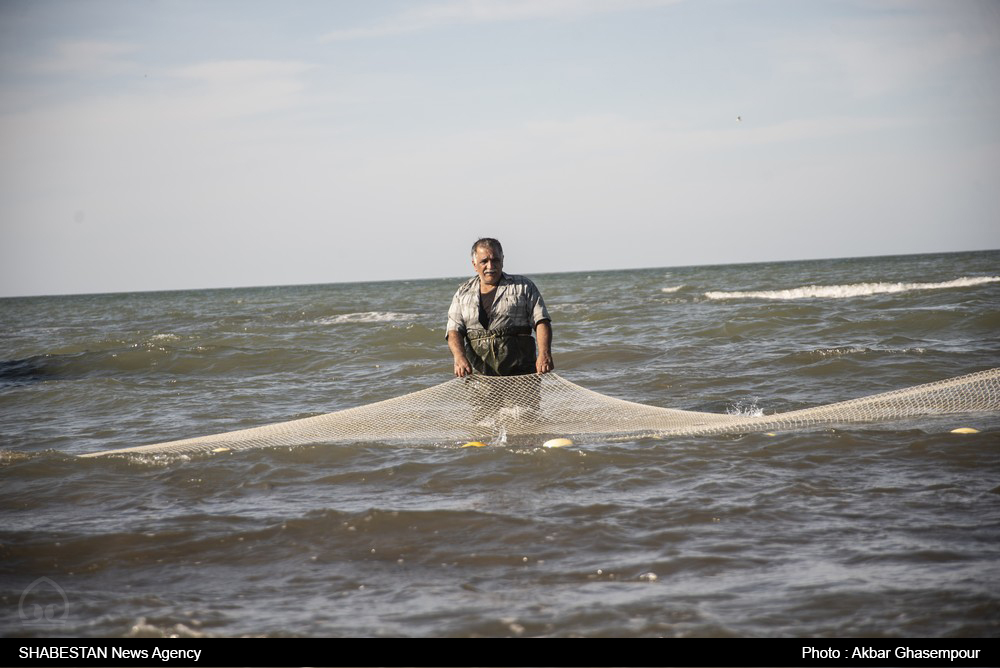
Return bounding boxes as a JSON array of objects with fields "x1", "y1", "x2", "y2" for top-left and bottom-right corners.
[
  {"x1": 31, "y1": 40, "x2": 138, "y2": 76},
  {"x1": 170, "y1": 59, "x2": 315, "y2": 84},
  {"x1": 508, "y1": 113, "x2": 914, "y2": 155},
  {"x1": 161, "y1": 59, "x2": 316, "y2": 121},
  {"x1": 321, "y1": 0, "x2": 682, "y2": 41},
  {"x1": 777, "y1": 11, "x2": 1000, "y2": 98}
]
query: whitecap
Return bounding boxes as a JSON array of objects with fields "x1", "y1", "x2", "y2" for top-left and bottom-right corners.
[
  {"x1": 317, "y1": 312, "x2": 420, "y2": 324},
  {"x1": 812, "y1": 347, "x2": 868, "y2": 357},
  {"x1": 552, "y1": 302, "x2": 591, "y2": 313},
  {"x1": 660, "y1": 285, "x2": 684, "y2": 293},
  {"x1": 810, "y1": 346, "x2": 926, "y2": 358},
  {"x1": 704, "y1": 276, "x2": 1000, "y2": 301},
  {"x1": 726, "y1": 398, "x2": 764, "y2": 417}
]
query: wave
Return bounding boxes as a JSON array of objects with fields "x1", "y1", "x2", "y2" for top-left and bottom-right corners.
[
  {"x1": 149, "y1": 333, "x2": 180, "y2": 342},
  {"x1": 660, "y1": 285, "x2": 685, "y2": 293},
  {"x1": 704, "y1": 276, "x2": 1000, "y2": 301},
  {"x1": 810, "y1": 346, "x2": 926, "y2": 357},
  {"x1": 317, "y1": 312, "x2": 420, "y2": 324},
  {"x1": 725, "y1": 398, "x2": 764, "y2": 417},
  {"x1": 780, "y1": 346, "x2": 928, "y2": 364}
]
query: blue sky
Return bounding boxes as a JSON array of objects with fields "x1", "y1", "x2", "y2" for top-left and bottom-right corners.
[{"x1": 1, "y1": 0, "x2": 998, "y2": 296}]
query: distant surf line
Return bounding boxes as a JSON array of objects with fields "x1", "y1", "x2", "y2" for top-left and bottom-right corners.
[
  {"x1": 704, "y1": 276, "x2": 1000, "y2": 301},
  {"x1": 317, "y1": 311, "x2": 420, "y2": 324}
]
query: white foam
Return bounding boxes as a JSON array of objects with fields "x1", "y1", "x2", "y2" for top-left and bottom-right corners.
[
  {"x1": 317, "y1": 312, "x2": 419, "y2": 324},
  {"x1": 726, "y1": 399, "x2": 764, "y2": 417},
  {"x1": 705, "y1": 276, "x2": 1000, "y2": 301},
  {"x1": 813, "y1": 346, "x2": 868, "y2": 357},
  {"x1": 811, "y1": 346, "x2": 927, "y2": 357},
  {"x1": 660, "y1": 285, "x2": 684, "y2": 293},
  {"x1": 553, "y1": 302, "x2": 590, "y2": 313}
]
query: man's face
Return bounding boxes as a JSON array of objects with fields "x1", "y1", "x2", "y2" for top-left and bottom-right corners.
[{"x1": 472, "y1": 246, "x2": 503, "y2": 287}]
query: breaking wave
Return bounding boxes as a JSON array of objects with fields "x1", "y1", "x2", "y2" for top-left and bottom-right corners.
[
  {"x1": 317, "y1": 312, "x2": 420, "y2": 324},
  {"x1": 705, "y1": 276, "x2": 1000, "y2": 301}
]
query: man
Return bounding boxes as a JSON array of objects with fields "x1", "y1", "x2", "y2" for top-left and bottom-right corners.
[{"x1": 447, "y1": 238, "x2": 553, "y2": 377}]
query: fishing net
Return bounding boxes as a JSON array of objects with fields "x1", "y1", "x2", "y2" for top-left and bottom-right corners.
[{"x1": 81, "y1": 367, "x2": 1000, "y2": 457}]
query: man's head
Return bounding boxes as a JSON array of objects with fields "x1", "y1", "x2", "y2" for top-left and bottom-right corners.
[{"x1": 471, "y1": 238, "x2": 504, "y2": 287}]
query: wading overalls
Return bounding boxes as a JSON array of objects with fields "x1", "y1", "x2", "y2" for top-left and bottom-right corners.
[{"x1": 464, "y1": 326, "x2": 537, "y2": 376}]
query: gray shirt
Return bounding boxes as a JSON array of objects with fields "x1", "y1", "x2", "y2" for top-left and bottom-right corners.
[{"x1": 446, "y1": 273, "x2": 550, "y2": 338}]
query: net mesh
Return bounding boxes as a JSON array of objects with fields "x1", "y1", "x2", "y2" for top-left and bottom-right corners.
[{"x1": 81, "y1": 367, "x2": 1000, "y2": 457}]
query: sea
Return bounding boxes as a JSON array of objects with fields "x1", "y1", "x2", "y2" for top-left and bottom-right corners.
[{"x1": 1, "y1": 250, "x2": 998, "y2": 638}]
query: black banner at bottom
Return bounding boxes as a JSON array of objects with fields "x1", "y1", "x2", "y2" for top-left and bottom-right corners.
[{"x1": 4, "y1": 637, "x2": 996, "y2": 667}]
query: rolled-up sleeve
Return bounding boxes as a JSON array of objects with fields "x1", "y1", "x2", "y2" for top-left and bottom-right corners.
[
  {"x1": 446, "y1": 277, "x2": 478, "y2": 339},
  {"x1": 527, "y1": 280, "x2": 550, "y2": 326},
  {"x1": 446, "y1": 291, "x2": 466, "y2": 337}
]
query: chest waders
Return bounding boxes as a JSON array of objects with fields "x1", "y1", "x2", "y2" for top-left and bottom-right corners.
[
  {"x1": 464, "y1": 326, "x2": 536, "y2": 376},
  {"x1": 463, "y1": 326, "x2": 542, "y2": 432}
]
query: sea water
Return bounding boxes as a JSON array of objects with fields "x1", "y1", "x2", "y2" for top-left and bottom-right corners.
[{"x1": 1, "y1": 250, "x2": 998, "y2": 637}]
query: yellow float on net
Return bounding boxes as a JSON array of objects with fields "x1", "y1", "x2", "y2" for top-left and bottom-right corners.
[
  {"x1": 543, "y1": 437, "x2": 574, "y2": 448},
  {"x1": 461, "y1": 441, "x2": 489, "y2": 448},
  {"x1": 950, "y1": 427, "x2": 980, "y2": 434}
]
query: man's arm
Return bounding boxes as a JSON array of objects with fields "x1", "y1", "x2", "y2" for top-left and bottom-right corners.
[
  {"x1": 448, "y1": 330, "x2": 473, "y2": 377},
  {"x1": 535, "y1": 320, "x2": 553, "y2": 374}
]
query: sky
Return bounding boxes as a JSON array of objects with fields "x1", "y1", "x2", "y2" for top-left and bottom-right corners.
[{"x1": 1, "y1": 0, "x2": 999, "y2": 297}]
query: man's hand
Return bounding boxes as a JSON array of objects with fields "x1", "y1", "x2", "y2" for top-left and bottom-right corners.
[
  {"x1": 447, "y1": 330, "x2": 473, "y2": 377},
  {"x1": 536, "y1": 351, "x2": 553, "y2": 374},
  {"x1": 535, "y1": 320, "x2": 554, "y2": 374},
  {"x1": 454, "y1": 356, "x2": 473, "y2": 377}
]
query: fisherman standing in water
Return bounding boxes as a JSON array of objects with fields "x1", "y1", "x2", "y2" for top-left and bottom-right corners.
[{"x1": 447, "y1": 238, "x2": 553, "y2": 377}]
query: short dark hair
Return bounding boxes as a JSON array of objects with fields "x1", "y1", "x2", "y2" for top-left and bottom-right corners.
[{"x1": 471, "y1": 238, "x2": 503, "y2": 260}]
